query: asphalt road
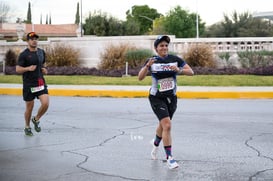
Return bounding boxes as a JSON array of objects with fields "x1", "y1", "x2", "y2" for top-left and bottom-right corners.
[{"x1": 0, "y1": 95, "x2": 273, "y2": 181}]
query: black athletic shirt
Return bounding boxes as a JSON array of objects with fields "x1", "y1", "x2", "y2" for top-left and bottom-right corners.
[{"x1": 17, "y1": 48, "x2": 46, "y2": 88}]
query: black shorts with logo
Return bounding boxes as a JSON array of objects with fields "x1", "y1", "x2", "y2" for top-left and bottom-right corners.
[
  {"x1": 23, "y1": 85, "x2": 48, "y2": 101},
  {"x1": 149, "y1": 94, "x2": 177, "y2": 121}
]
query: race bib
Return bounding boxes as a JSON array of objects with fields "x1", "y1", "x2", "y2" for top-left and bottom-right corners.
[
  {"x1": 30, "y1": 85, "x2": 44, "y2": 93},
  {"x1": 157, "y1": 78, "x2": 175, "y2": 92},
  {"x1": 151, "y1": 62, "x2": 178, "y2": 72}
]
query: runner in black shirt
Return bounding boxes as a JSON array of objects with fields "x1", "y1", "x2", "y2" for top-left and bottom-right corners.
[{"x1": 16, "y1": 32, "x2": 49, "y2": 136}]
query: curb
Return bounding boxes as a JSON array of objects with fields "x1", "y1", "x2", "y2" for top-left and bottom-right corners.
[{"x1": 1, "y1": 88, "x2": 273, "y2": 99}]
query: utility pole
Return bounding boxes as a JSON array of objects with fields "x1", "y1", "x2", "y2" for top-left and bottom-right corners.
[
  {"x1": 196, "y1": 0, "x2": 199, "y2": 39},
  {"x1": 80, "y1": 0, "x2": 83, "y2": 37}
]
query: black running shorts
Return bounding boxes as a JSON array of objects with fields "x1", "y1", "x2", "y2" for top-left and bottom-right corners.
[
  {"x1": 149, "y1": 94, "x2": 177, "y2": 121},
  {"x1": 23, "y1": 86, "x2": 48, "y2": 101}
]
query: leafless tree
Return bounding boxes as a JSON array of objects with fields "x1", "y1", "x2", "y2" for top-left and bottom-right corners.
[{"x1": 0, "y1": 1, "x2": 11, "y2": 23}]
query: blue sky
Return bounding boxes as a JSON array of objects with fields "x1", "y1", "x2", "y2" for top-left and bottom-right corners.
[{"x1": 7, "y1": 0, "x2": 271, "y2": 25}]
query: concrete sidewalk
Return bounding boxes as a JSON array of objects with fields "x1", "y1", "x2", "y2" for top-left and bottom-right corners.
[{"x1": 0, "y1": 83, "x2": 273, "y2": 98}]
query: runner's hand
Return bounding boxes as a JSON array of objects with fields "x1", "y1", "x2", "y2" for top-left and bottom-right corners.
[
  {"x1": 41, "y1": 67, "x2": 48, "y2": 74},
  {"x1": 146, "y1": 58, "x2": 155, "y2": 67},
  {"x1": 28, "y1": 65, "x2": 37, "y2": 71},
  {"x1": 170, "y1": 65, "x2": 179, "y2": 72}
]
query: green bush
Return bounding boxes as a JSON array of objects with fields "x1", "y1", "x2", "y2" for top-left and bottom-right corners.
[
  {"x1": 184, "y1": 43, "x2": 216, "y2": 68},
  {"x1": 125, "y1": 49, "x2": 153, "y2": 68},
  {"x1": 45, "y1": 43, "x2": 80, "y2": 67},
  {"x1": 218, "y1": 52, "x2": 230, "y2": 62},
  {"x1": 238, "y1": 51, "x2": 273, "y2": 68}
]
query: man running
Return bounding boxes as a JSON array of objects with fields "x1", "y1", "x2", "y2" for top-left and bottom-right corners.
[{"x1": 16, "y1": 32, "x2": 49, "y2": 136}]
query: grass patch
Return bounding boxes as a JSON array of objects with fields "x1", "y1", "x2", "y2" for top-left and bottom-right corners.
[
  {"x1": 0, "y1": 75, "x2": 273, "y2": 86},
  {"x1": 178, "y1": 75, "x2": 273, "y2": 86}
]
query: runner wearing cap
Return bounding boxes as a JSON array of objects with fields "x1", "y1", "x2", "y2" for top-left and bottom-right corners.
[
  {"x1": 16, "y1": 32, "x2": 49, "y2": 136},
  {"x1": 138, "y1": 35, "x2": 194, "y2": 169}
]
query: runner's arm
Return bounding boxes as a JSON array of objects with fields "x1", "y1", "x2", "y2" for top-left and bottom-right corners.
[
  {"x1": 178, "y1": 64, "x2": 194, "y2": 76},
  {"x1": 16, "y1": 65, "x2": 37, "y2": 74},
  {"x1": 138, "y1": 58, "x2": 155, "y2": 81},
  {"x1": 138, "y1": 64, "x2": 149, "y2": 81},
  {"x1": 171, "y1": 56, "x2": 194, "y2": 76}
]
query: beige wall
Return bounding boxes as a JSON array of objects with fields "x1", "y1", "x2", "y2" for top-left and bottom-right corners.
[{"x1": 1, "y1": 36, "x2": 273, "y2": 68}]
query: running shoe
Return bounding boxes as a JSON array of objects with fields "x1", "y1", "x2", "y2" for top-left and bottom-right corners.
[
  {"x1": 31, "y1": 117, "x2": 41, "y2": 132},
  {"x1": 167, "y1": 156, "x2": 179, "y2": 169},
  {"x1": 24, "y1": 127, "x2": 33, "y2": 136},
  {"x1": 150, "y1": 139, "x2": 159, "y2": 160}
]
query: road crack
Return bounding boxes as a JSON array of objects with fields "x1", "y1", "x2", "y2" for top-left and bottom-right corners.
[
  {"x1": 245, "y1": 133, "x2": 273, "y2": 181},
  {"x1": 62, "y1": 117, "x2": 151, "y2": 181}
]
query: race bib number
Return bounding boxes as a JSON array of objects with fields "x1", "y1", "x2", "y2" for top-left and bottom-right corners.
[
  {"x1": 30, "y1": 85, "x2": 44, "y2": 93},
  {"x1": 157, "y1": 78, "x2": 175, "y2": 92}
]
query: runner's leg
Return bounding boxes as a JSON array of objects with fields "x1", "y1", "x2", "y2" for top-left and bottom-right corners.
[
  {"x1": 25, "y1": 100, "x2": 34, "y2": 128},
  {"x1": 35, "y1": 94, "x2": 49, "y2": 121},
  {"x1": 160, "y1": 117, "x2": 172, "y2": 158}
]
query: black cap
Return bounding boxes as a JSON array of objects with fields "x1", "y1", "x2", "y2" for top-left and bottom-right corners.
[
  {"x1": 154, "y1": 35, "x2": 170, "y2": 48},
  {"x1": 26, "y1": 32, "x2": 39, "y2": 40}
]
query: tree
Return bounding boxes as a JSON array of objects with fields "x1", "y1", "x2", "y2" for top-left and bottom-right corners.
[
  {"x1": 49, "y1": 13, "x2": 51, "y2": 24},
  {"x1": 248, "y1": 17, "x2": 273, "y2": 37},
  {"x1": 228, "y1": 11, "x2": 273, "y2": 37},
  {"x1": 151, "y1": 16, "x2": 168, "y2": 35},
  {"x1": 205, "y1": 11, "x2": 273, "y2": 37},
  {"x1": 84, "y1": 12, "x2": 107, "y2": 36},
  {"x1": 0, "y1": 1, "x2": 10, "y2": 23},
  {"x1": 26, "y1": 1, "x2": 32, "y2": 24},
  {"x1": 107, "y1": 16, "x2": 124, "y2": 36},
  {"x1": 125, "y1": 5, "x2": 161, "y2": 35},
  {"x1": 40, "y1": 14, "x2": 42, "y2": 24},
  {"x1": 203, "y1": 23, "x2": 225, "y2": 37},
  {"x1": 84, "y1": 11, "x2": 124, "y2": 36},
  {"x1": 46, "y1": 14, "x2": 48, "y2": 24},
  {"x1": 75, "y1": 2, "x2": 80, "y2": 24},
  {"x1": 163, "y1": 6, "x2": 205, "y2": 38},
  {"x1": 122, "y1": 19, "x2": 140, "y2": 35}
]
